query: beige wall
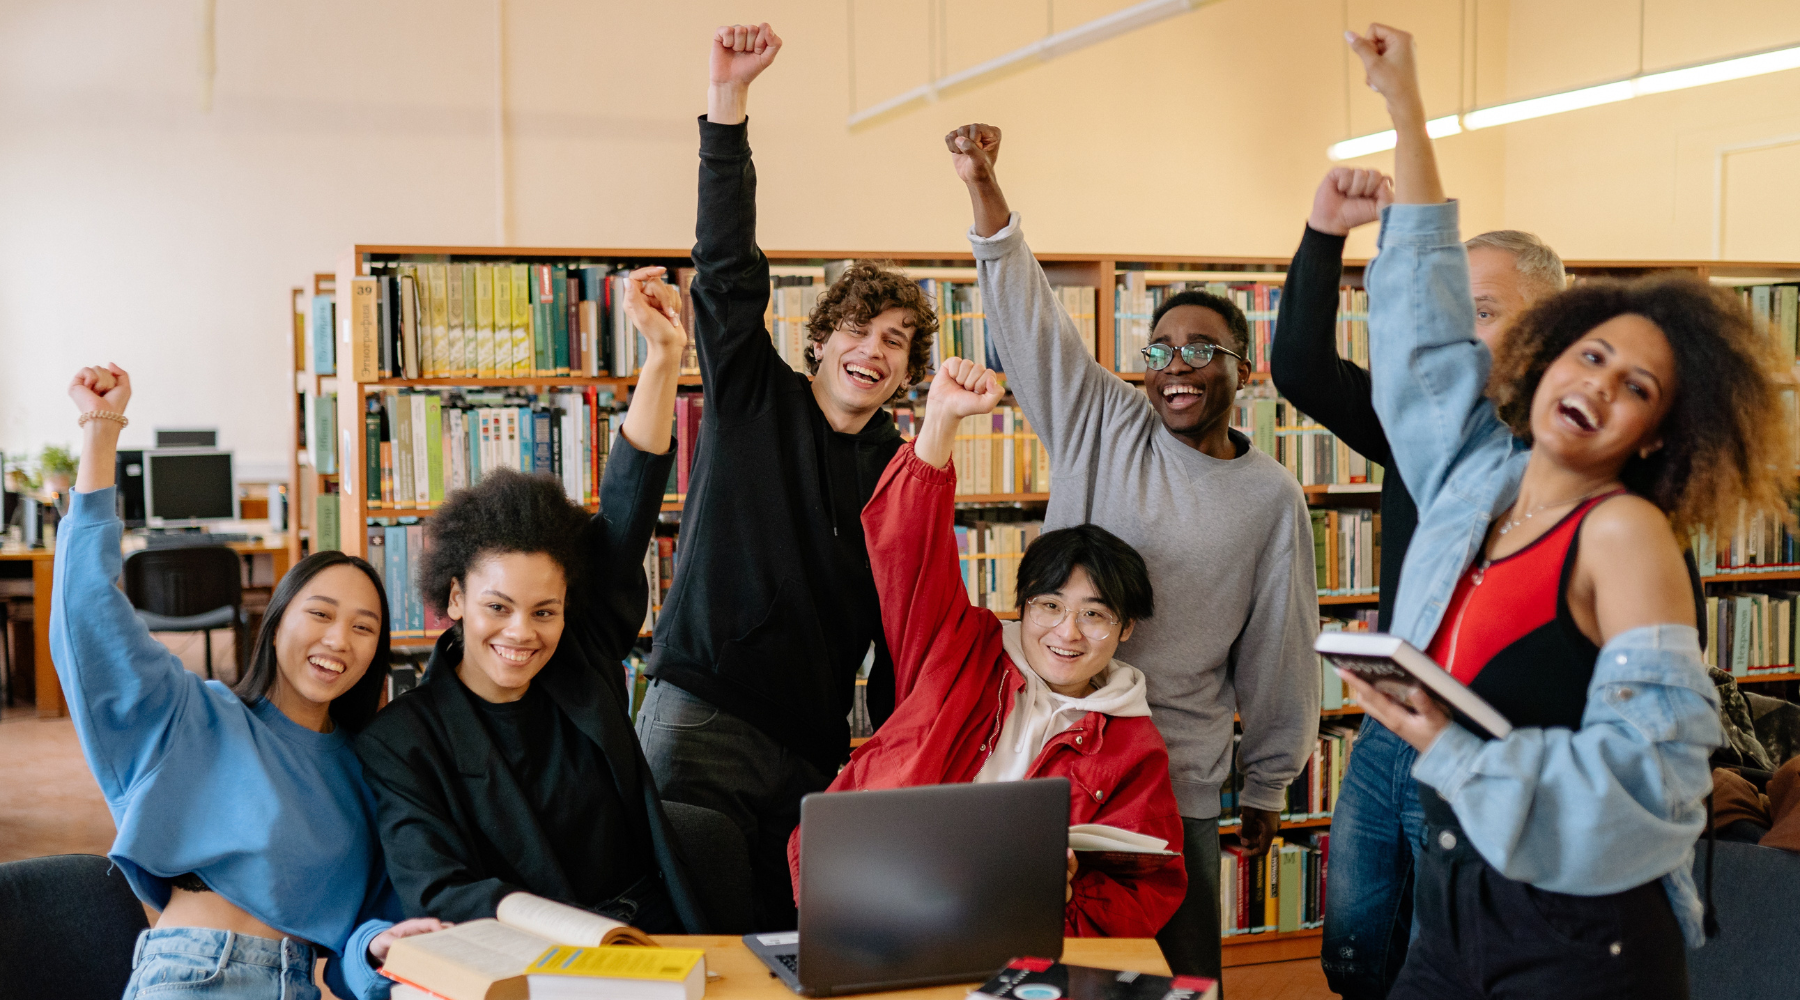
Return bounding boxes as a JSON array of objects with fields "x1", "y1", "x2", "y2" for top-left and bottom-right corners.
[{"x1": 1, "y1": 0, "x2": 1794, "y2": 473}]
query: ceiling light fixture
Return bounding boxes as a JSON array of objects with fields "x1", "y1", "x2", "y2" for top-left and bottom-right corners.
[{"x1": 1328, "y1": 40, "x2": 1800, "y2": 161}]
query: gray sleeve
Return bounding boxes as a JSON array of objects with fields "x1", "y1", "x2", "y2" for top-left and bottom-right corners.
[
  {"x1": 1230, "y1": 495, "x2": 1322, "y2": 813},
  {"x1": 969, "y1": 214, "x2": 1152, "y2": 472}
]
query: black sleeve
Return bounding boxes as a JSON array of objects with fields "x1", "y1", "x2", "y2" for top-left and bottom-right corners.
[
  {"x1": 690, "y1": 116, "x2": 784, "y2": 419},
  {"x1": 579, "y1": 431, "x2": 676, "y2": 665},
  {"x1": 358, "y1": 727, "x2": 525, "y2": 922},
  {"x1": 1268, "y1": 225, "x2": 1393, "y2": 467}
]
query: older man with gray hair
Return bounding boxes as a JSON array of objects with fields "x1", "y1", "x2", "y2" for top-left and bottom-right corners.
[{"x1": 1268, "y1": 168, "x2": 1565, "y2": 1000}]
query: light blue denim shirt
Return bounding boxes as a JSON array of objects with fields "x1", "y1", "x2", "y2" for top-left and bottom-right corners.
[{"x1": 1366, "y1": 200, "x2": 1721, "y2": 947}]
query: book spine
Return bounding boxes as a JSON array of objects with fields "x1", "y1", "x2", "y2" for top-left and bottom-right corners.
[
  {"x1": 347, "y1": 277, "x2": 381, "y2": 383},
  {"x1": 425, "y1": 394, "x2": 445, "y2": 505},
  {"x1": 552, "y1": 265, "x2": 570, "y2": 375},
  {"x1": 476, "y1": 263, "x2": 496, "y2": 378},
  {"x1": 511, "y1": 264, "x2": 532, "y2": 377}
]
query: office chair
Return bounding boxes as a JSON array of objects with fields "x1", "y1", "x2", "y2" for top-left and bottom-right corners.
[
  {"x1": 1687, "y1": 839, "x2": 1800, "y2": 1000},
  {"x1": 0, "y1": 854, "x2": 149, "y2": 1000},
  {"x1": 123, "y1": 545, "x2": 245, "y2": 680},
  {"x1": 661, "y1": 800, "x2": 755, "y2": 933}
]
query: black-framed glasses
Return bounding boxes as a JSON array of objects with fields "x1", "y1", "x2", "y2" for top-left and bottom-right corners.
[
  {"x1": 1140, "y1": 342, "x2": 1244, "y2": 371},
  {"x1": 1024, "y1": 596, "x2": 1121, "y2": 641}
]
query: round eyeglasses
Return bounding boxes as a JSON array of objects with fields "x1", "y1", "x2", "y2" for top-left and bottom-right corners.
[
  {"x1": 1024, "y1": 596, "x2": 1122, "y2": 641},
  {"x1": 1140, "y1": 342, "x2": 1244, "y2": 371}
]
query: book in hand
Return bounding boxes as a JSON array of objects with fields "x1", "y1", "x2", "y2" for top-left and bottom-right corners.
[
  {"x1": 1313, "y1": 631, "x2": 1513, "y2": 740},
  {"x1": 379, "y1": 892, "x2": 658, "y2": 1000},
  {"x1": 973, "y1": 957, "x2": 1217, "y2": 1000},
  {"x1": 525, "y1": 945, "x2": 706, "y2": 1000},
  {"x1": 1068, "y1": 824, "x2": 1180, "y2": 877}
]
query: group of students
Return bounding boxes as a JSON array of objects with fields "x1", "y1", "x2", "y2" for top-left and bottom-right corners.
[{"x1": 49, "y1": 20, "x2": 1789, "y2": 1000}]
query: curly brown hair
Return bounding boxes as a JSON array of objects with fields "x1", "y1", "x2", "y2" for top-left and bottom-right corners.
[
  {"x1": 805, "y1": 260, "x2": 939, "y2": 402},
  {"x1": 1487, "y1": 271, "x2": 1795, "y2": 535}
]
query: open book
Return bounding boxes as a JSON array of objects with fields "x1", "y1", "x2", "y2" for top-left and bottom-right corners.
[
  {"x1": 381, "y1": 892, "x2": 657, "y2": 1000},
  {"x1": 1314, "y1": 631, "x2": 1513, "y2": 740},
  {"x1": 1069, "y1": 823, "x2": 1179, "y2": 876}
]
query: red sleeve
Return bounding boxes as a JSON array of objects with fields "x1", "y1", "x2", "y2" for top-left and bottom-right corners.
[
  {"x1": 861, "y1": 442, "x2": 988, "y2": 705},
  {"x1": 1064, "y1": 746, "x2": 1189, "y2": 937}
]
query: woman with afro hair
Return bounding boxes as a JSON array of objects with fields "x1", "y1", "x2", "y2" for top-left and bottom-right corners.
[{"x1": 355, "y1": 266, "x2": 711, "y2": 935}]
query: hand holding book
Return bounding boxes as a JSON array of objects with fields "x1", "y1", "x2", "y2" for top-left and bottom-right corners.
[{"x1": 1336, "y1": 667, "x2": 1451, "y2": 752}]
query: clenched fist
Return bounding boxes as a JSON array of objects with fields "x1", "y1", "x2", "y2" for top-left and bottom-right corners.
[
  {"x1": 945, "y1": 123, "x2": 1002, "y2": 187},
  {"x1": 1308, "y1": 167, "x2": 1392, "y2": 236}
]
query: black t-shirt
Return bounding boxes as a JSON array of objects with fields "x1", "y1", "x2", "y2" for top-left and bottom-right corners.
[{"x1": 463, "y1": 678, "x2": 656, "y2": 914}]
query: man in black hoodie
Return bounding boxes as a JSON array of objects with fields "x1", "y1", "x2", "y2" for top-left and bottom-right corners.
[{"x1": 634, "y1": 22, "x2": 939, "y2": 932}]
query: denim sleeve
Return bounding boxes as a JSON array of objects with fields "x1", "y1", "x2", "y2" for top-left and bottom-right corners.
[
  {"x1": 1365, "y1": 201, "x2": 1514, "y2": 515},
  {"x1": 1413, "y1": 625, "x2": 1719, "y2": 902}
]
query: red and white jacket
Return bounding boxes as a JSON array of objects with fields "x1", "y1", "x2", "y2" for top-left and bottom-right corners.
[{"x1": 788, "y1": 444, "x2": 1187, "y2": 937}]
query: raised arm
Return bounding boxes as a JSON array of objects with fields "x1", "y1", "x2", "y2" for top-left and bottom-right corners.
[
  {"x1": 1351, "y1": 25, "x2": 1511, "y2": 512},
  {"x1": 863, "y1": 359, "x2": 1003, "y2": 703},
  {"x1": 691, "y1": 23, "x2": 786, "y2": 419},
  {"x1": 950, "y1": 124, "x2": 1148, "y2": 468},
  {"x1": 1268, "y1": 169, "x2": 1395, "y2": 465}
]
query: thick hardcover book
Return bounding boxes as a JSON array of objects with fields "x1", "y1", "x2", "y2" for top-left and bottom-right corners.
[
  {"x1": 972, "y1": 958, "x2": 1217, "y2": 1000},
  {"x1": 1313, "y1": 631, "x2": 1514, "y2": 739},
  {"x1": 551, "y1": 265, "x2": 570, "y2": 375}
]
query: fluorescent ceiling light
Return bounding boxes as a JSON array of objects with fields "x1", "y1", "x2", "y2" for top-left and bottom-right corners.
[{"x1": 1327, "y1": 40, "x2": 1800, "y2": 159}]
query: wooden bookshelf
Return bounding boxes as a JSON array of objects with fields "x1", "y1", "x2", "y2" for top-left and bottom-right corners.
[{"x1": 288, "y1": 273, "x2": 336, "y2": 569}]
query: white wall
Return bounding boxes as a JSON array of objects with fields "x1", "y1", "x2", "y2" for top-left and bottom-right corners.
[{"x1": 1, "y1": 0, "x2": 1795, "y2": 476}]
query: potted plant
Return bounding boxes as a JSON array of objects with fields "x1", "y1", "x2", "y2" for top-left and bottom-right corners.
[{"x1": 39, "y1": 444, "x2": 77, "y2": 497}]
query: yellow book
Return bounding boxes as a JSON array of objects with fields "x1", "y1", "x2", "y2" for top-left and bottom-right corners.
[
  {"x1": 511, "y1": 264, "x2": 532, "y2": 376},
  {"x1": 428, "y1": 264, "x2": 450, "y2": 378},
  {"x1": 525, "y1": 946, "x2": 705, "y2": 1000},
  {"x1": 461, "y1": 264, "x2": 480, "y2": 377},
  {"x1": 476, "y1": 264, "x2": 496, "y2": 378},
  {"x1": 446, "y1": 265, "x2": 466, "y2": 377},
  {"x1": 492, "y1": 266, "x2": 512, "y2": 379}
]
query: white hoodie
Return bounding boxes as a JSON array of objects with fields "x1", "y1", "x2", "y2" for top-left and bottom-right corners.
[{"x1": 974, "y1": 622, "x2": 1153, "y2": 784}]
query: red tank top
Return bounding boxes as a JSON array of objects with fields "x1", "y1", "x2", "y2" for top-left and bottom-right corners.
[{"x1": 1425, "y1": 491, "x2": 1623, "y2": 687}]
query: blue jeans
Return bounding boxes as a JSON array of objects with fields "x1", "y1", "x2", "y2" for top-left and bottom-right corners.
[
  {"x1": 1321, "y1": 717, "x2": 1427, "y2": 1000},
  {"x1": 123, "y1": 928, "x2": 319, "y2": 1000}
]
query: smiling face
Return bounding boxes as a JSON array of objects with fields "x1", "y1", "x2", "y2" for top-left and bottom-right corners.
[
  {"x1": 1142, "y1": 305, "x2": 1249, "y2": 443},
  {"x1": 1528, "y1": 313, "x2": 1678, "y2": 473},
  {"x1": 1469, "y1": 247, "x2": 1535, "y2": 349},
  {"x1": 1020, "y1": 566, "x2": 1135, "y2": 697},
  {"x1": 270, "y1": 563, "x2": 383, "y2": 724},
  {"x1": 813, "y1": 305, "x2": 915, "y2": 419},
  {"x1": 447, "y1": 550, "x2": 568, "y2": 703}
]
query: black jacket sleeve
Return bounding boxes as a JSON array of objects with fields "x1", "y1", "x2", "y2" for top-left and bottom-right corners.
[
  {"x1": 580, "y1": 432, "x2": 676, "y2": 669},
  {"x1": 690, "y1": 116, "x2": 784, "y2": 420},
  {"x1": 1268, "y1": 225, "x2": 1393, "y2": 466}
]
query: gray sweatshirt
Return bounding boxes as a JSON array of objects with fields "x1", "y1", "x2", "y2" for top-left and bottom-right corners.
[{"x1": 970, "y1": 214, "x2": 1321, "y2": 818}]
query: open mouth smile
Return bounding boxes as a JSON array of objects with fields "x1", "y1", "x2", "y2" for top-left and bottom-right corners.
[
  {"x1": 1556, "y1": 395, "x2": 1601, "y2": 433},
  {"x1": 307, "y1": 655, "x2": 346, "y2": 680},
  {"x1": 844, "y1": 362, "x2": 884, "y2": 389},
  {"x1": 490, "y1": 643, "x2": 536, "y2": 666},
  {"x1": 1160, "y1": 383, "x2": 1203, "y2": 412}
]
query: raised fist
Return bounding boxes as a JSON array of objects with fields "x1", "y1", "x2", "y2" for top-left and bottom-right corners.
[
  {"x1": 69, "y1": 364, "x2": 131, "y2": 416},
  {"x1": 944, "y1": 123, "x2": 1002, "y2": 187},
  {"x1": 930, "y1": 357, "x2": 1004, "y2": 420},
  {"x1": 1346, "y1": 24, "x2": 1422, "y2": 115},
  {"x1": 711, "y1": 23, "x2": 782, "y2": 89},
  {"x1": 622, "y1": 266, "x2": 687, "y2": 355},
  {"x1": 1308, "y1": 167, "x2": 1391, "y2": 236}
]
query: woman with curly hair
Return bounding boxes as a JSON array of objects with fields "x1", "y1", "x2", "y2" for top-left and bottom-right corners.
[
  {"x1": 355, "y1": 267, "x2": 710, "y2": 935},
  {"x1": 1341, "y1": 25, "x2": 1794, "y2": 1000}
]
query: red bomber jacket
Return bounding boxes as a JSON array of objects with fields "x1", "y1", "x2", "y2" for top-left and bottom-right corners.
[{"x1": 787, "y1": 443, "x2": 1187, "y2": 937}]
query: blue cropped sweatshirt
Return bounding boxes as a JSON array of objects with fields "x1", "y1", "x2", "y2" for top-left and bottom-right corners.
[
  {"x1": 50, "y1": 486, "x2": 401, "y2": 999},
  {"x1": 1367, "y1": 200, "x2": 1722, "y2": 947}
]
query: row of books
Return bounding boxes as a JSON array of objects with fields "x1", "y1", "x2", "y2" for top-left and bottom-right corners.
[
  {"x1": 1217, "y1": 723, "x2": 1360, "y2": 824},
  {"x1": 1334, "y1": 288, "x2": 1372, "y2": 366},
  {"x1": 956, "y1": 517, "x2": 1045, "y2": 612},
  {"x1": 642, "y1": 534, "x2": 678, "y2": 632},
  {"x1": 1311, "y1": 509, "x2": 1380, "y2": 596},
  {"x1": 1690, "y1": 504, "x2": 1800, "y2": 576},
  {"x1": 1740, "y1": 283, "x2": 1799, "y2": 365},
  {"x1": 1706, "y1": 592, "x2": 1800, "y2": 677},
  {"x1": 1221, "y1": 834, "x2": 1328, "y2": 936},
  {"x1": 1319, "y1": 614, "x2": 1377, "y2": 710},
  {"x1": 1236, "y1": 391, "x2": 1384, "y2": 489},
  {"x1": 936, "y1": 407, "x2": 1051, "y2": 496},
  {"x1": 367, "y1": 521, "x2": 451, "y2": 638},
  {"x1": 1114, "y1": 275, "x2": 1282, "y2": 374},
  {"x1": 361, "y1": 388, "x2": 623, "y2": 513},
  {"x1": 333, "y1": 263, "x2": 702, "y2": 381}
]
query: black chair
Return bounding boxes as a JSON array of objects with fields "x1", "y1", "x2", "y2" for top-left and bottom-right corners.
[
  {"x1": 0, "y1": 854, "x2": 149, "y2": 1000},
  {"x1": 123, "y1": 545, "x2": 245, "y2": 680},
  {"x1": 661, "y1": 800, "x2": 755, "y2": 933},
  {"x1": 1687, "y1": 840, "x2": 1800, "y2": 1000}
]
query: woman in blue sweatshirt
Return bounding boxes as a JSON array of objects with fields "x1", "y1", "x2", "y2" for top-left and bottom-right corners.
[{"x1": 53, "y1": 364, "x2": 443, "y2": 999}]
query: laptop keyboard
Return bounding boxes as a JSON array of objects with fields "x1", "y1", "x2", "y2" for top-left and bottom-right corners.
[{"x1": 775, "y1": 953, "x2": 799, "y2": 974}]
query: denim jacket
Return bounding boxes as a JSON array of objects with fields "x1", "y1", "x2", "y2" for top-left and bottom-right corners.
[{"x1": 1366, "y1": 200, "x2": 1721, "y2": 947}]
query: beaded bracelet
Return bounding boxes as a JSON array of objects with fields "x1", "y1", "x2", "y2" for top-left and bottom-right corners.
[{"x1": 77, "y1": 410, "x2": 129, "y2": 429}]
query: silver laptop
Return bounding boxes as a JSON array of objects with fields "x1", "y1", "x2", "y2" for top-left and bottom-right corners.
[{"x1": 744, "y1": 778, "x2": 1069, "y2": 997}]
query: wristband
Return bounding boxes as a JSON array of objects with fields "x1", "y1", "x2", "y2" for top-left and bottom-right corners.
[{"x1": 78, "y1": 410, "x2": 129, "y2": 429}]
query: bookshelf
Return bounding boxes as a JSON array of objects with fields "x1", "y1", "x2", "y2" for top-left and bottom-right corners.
[
  {"x1": 288, "y1": 273, "x2": 337, "y2": 569},
  {"x1": 316, "y1": 243, "x2": 1800, "y2": 964}
]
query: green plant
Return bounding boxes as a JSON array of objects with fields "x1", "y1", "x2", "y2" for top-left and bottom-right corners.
[{"x1": 38, "y1": 444, "x2": 77, "y2": 479}]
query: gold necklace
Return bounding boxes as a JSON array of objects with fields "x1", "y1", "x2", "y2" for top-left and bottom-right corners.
[{"x1": 1493, "y1": 484, "x2": 1615, "y2": 537}]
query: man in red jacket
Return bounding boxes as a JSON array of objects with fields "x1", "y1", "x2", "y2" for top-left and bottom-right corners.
[{"x1": 789, "y1": 357, "x2": 1186, "y2": 936}]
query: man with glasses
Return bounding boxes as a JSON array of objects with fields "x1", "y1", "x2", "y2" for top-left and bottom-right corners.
[{"x1": 946, "y1": 124, "x2": 1318, "y2": 977}]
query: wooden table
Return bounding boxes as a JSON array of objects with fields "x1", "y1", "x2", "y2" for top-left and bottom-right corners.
[
  {"x1": 648, "y1": 936, "x2": 1171, "y2": 1000},
  {"x1": 0, "y1": 540, "x2": 290, "y2": 718}
]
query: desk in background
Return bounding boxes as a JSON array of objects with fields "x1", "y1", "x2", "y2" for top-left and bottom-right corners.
[
  {"x1": 648, "y1": 936, "x2": 1171, "y2": 1000},
  {"x1": 0, "y1": 539, "x2": 290, "y2": 718}
]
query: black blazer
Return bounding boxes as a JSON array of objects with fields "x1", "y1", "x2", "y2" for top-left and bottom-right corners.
[{"x1": 355, "y1": 436, "x2": 710, "y2": 932}]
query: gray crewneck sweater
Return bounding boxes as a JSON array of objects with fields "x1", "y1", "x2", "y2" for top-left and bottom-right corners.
[{"x1": 971, "y1": 214, "x2": 1320, "y2": 818}]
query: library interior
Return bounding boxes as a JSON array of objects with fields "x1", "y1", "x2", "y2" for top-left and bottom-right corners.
[{"x1": 4, "y1": 3, "x2": 1800, "y2": 1000}]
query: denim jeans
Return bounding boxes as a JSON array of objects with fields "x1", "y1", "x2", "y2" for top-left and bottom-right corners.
[
  {"x1": 123, "y1": 928, "x2": 317, "y2": 1000},
  {"x1": 635, "y1": 678, "x2": 832, "y2": 932},
  {"x1": 1320, "y1": 717, "x2": 1427, "y2": 1000}
]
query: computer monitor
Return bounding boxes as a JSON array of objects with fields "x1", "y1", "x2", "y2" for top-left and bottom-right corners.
[{"x1": 143, "y1": 449, "x2": 237, "y2": 526}]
